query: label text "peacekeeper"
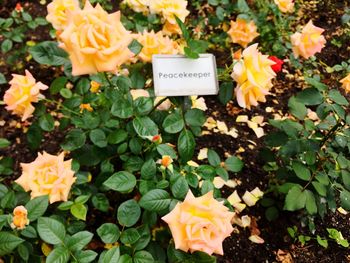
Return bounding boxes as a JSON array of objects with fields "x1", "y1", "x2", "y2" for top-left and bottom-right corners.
[{"x1": 159, "y1": 72, "x2": 211, "y2": 79}]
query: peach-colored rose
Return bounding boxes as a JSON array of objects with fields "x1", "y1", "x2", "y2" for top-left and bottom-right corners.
[
  {"x1": 3, "y1": 70, "x2": 48, "y2": 121},
  {"x1": 162, "y1": 190, "x2": 234, "y2": 255},
  {"x1": 162, "y1": 20, "x2": 182, "y2": 35},
  {"x1": 46, "y1": 0, "x2": 80, "y2": 30},
  {"x1": 136, "y1": 30, "x2": 179, "y2": 63},
  {"x1": 340, "y1": 73, "x2": 350, "y2": 93},
  {"x1": 291, "y1": 20, "x2": 326, "y2": 59},
  {"x1": 231, "y1": 44, "x2": 276, "y2": 109},
  {"x1": 191, "y1": 96, "x2": 207, "y2": 111},
  {"x1": 227, "y1": 18, "x2": 259, "y2": 48},
  {"x1": 154, "y1": 96, "x2": 172, "y2": 111},
  {"x1": 149, "y1": 0, "x2": 189, "y2": 34},
  {"x1": 15, "y1": 152, "x2": 76, "y2": 204},
  {"x1": 59, "y1": 1, "x2": 133, "y2": 76},
  {"x1": 274, "y1": 0, "x2": 294, "y2": 13},
  {"x1": 130, "y1": 89, "x2": 150, "y2": 100},
  {"x1": 160, "y1": 155, "x2": 173, "y2": 167},
  {"x1": 79, "y1": 103, "x2": 93, "y2": 112},
  {"x1": 124, "y1": 0, "x2": 149, "y2": 13},
  {"x1": 11, "y1": 206, "x2": 29, "y2": 230}
]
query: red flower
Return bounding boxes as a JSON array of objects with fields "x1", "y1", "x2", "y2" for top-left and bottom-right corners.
[
  {"x1": 268, "y1": 56, "x2": 284, "y2": 73},
  {"x1": 15, "y1": 3, "x2": 23, "y2": 12}
]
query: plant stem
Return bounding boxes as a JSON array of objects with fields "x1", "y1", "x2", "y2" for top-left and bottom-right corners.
[{"x1": 43, "y1": 98, "x2": 80, "y2": 116}]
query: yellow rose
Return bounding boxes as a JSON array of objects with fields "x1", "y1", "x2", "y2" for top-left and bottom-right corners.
[
  {"x1": 124, "y1": 0, "x2": 149, "y2": 13},
  {"x1": 274, "y1": 0, "x2": 294, "y2": 13},
  {"x1": 3, "y1": 70, "x2": 48, "y2": 121},
  {"x1": 231, "y1": 44, "x2": 276, "y2": 109},
  {"x1": 11, "y1": 206, "x2": 29, "y2": 230},
  {"x1": 59, "y1": 1, "x2": 133, "y2": 76},
  {"x1": 162, "y1": 20, "x2": 182, "y2": 35},
  {"x1": 149, "y1": 0, "x2": 189, "y2": 28},
  {"x1": 136, "y1": 30, "x2": 179, "y2": 62},
  {"x1": 15, "y1": 152, "x2": 76, "y2": 204},
  {"x1": 162, "y1": 190, "x2": 234, "y2": 255},
  {"x1": 340, "y1": 73, "x2": 350, "y2": 93},
  {"x1": 227, "y1": 18, "x2": 259, "y2": 48},
  {"x1": 46, "y1": 0, "x2": 80, "y2": 30},
  {"x1": 291, "y1": 20, "x2": 326, "y2": 59}
]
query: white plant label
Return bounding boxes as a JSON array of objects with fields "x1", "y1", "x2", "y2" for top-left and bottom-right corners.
[{"x1": 152, "y1": 54, "x2": 219, "y2": 96}]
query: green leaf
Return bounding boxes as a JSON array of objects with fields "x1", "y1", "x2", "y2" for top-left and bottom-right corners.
[
  {"x1": 340, "y1": 190, "x2": 350, "y2": 210},
  {"x1": 59, "y1": 88, "x2": 72, "y2": 99},
  {"x1": 304, "y1": 77, "x2": 328, "y2": 91},
  {"x1": 178, "y1": 129, "x2": 195, "y2": 162},
  {"x1": 218, "y1": 82, "x2": 234, "y2": 105},
  {"x1": 103, "y1": 171, "x2": 137, "y2": 193},
  {"x1": 134, "y1": 97, "x2": 153, "y2": 116},
  {"x1": 305, "y1": 190, "x2": 317, "y2": 215},
  {"x1": 107, "y1": 129, "x2": 128, "y2": 144},
  {"x1": 17, "y1": 243, "x2": 29, "y2": 261},
  {"x1": 133, "y1": 116, "x2": 158, "y2": 138},
  {"x1": 74, "y1": 250, "x2": 98, "y2": 263},
  {"x1": 157, "y1": 144, "x2": 177, "y2": 159},
  {"x1": 288, "y1": 96, "x2": 307, "y2": 120},
  {"x1": 171, "y1": 176, "x2": 189, "y2": 199},
  {"x1": 39, "y1": 114, "x2": 55, "y2": 131},
  {"x1": 111, "y1": 98, "x2": 133, "y2": 119},
  {"x1": 295, "y1": 88, "x2": 323, "y2": 105},
  {"x1": 46, "y1": 246, "x2": 70, "y2": 263},
  {"x1": 139, "y1": 189, "x2": 171, "y2": 211},
  {"x1": 237, "y1": 0, "x2": 250, "y2": 12},
  {"x1": 0, "y1": 138, "x2": 10, "y2": 148},
  {"x1": 292, "y1": 161, "x2": 311, "y2": 181},
  {"x1": 163, "y1": 112, "x2": 185, "y2": 134},
  {"x1": 50, "y1": 77, "x2": 67, "y2": 95},
  {"x1": 117, "y1": 199, "x2": 141, "y2": 227},
  {"x1": 70, "y1": 203, "x2": 87, "y2": 221},
  {"x1": 175, "y1": 16, "x2": 190, "y2": 41},
  {"x1": 141, "y1": 159, "x2": 156, "y2": 180},
  {"x1": 27, "y1": 123, "x2": 43, "y2": 150},
  {"x1": 97, "y1": 223, "x2": 120, "y2": 244},
  {"x1": 216, "y1": 167, "x2": 229, "y2": 181},
  {"x1": 37, "y1": 217, "x2": 66, "y2": 245},
  {"x1": 61, "y1": 129, "x2": 86, "y2": 151},
  {"x1": 20, "y1": 225, "x2": 37, "y2": 238},
  {"x1": 312, "y1": 181, "x2": 327, "y2": 197},
  {"x1": 0, "y1": 232, "x2": 24, "y2": 256},
  {"x1": 328, "y1": 89, "x2": 349, "y2": 105},
  {"x1": 25, "y1": 195, "x2": 49, "y2": 221},
  {"x1": 92, "y1": 193, "x2": 109, "y2": 212},
  {"x1": 89, "y1": 129, "x2": 107, "y2": 148},
  {"x1": 29, "y1": 41, "x2": 68, "y2": 66},
  {"x1": 128, "y1": 39, "x2": 143, "y2": 55},
  {"x1": 225, "y1": 156, "x2": 243, "y2": 172},
  {"x1": 120, "y1": 228, "x2": 140, "y2": 245},
  {"x1": 317, "y1": 235, "x2": 328, "y2": 248},
  {"x1": 100, "y1": 247, "x2": 120, "y2": 263},
  {"x1": 0, "y1": 73, "x2": 6, "y2": 84},
  {"x1": 133, "y1": 251, "x2": 154, "y2": 263},
  {"x1": 67, "y1": 231, "x2": 93, "y2": 251},
  {"x1": 118, "y1": 254, "x2": 132, "y2": 263},
  {"x1": 185, "y1": 109, "x2": 206, "y2": 127},
  {"x1": 284, "y1": 186, "x2": 307, "y2": 211},
  {"x1": 207, "y1": 149, "x2": 221, "y2": 166},
  {"x1": 1, "y1": 39, "x2": 13, "y2": 53}
]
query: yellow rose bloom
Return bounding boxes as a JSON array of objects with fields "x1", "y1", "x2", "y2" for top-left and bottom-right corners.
[
  {"x1": 15, "y1": 152, "x2": 76, "y2": 204},
  {"x1": 231, "y1": 44, "x2": 276, "y2": 109},
  {"x1": 3, "y1": 70, "x2": 48, "y2": 121},
  {"x1": 227, "y1": 18, "x2": 259, "y2": 48},
  {"x1": 291, "y1": 20, "x2": 326, "y2": 59},
  {"x1": 46, "y1": 0, "x2": 80, "y2": 30},
  {"x1": 124, "y1": 0, "x2": 149, "y2": 13},
  {"x1": 274, "y1": 0, "x2": 295, "y2": 13},
  {"x1": 136, "y1": 30, "x2": 179, "y2": 62},
  {"x1": 59, "y1": 1, "x2": 133, "y2": 76},
  {"x1": 340, "y1": 73, "x2": 350, "y2": 93},
  {"x1": 149, "y1": 0, "x2": 189, "y2": 32}
]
